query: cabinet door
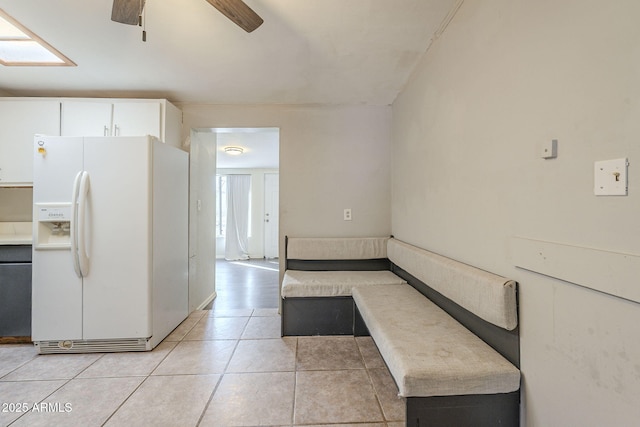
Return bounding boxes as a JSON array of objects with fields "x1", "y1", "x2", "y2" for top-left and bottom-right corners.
[
  {"x1": 112, "y1": 102, "x2": 161, "y2": 139},
  {"x1": 0, "y1": 100, "x2": 61, "y2": 186},
  {"x1": 0, "y1": 263, "x2": 32, "y2": 336},
  {"x1": 61, "y1": 101, "x2": 112, "y2": 136}
]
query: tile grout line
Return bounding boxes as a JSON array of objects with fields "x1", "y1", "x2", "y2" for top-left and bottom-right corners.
[
  {"x1": 195, "y1": 310, "x2": 253, "y2": 426},
  {"x1": 100, "y1": 335, "x2": 187, "y2": 426},
  {"x1": 5, "y1": 375, "x2": 71, "y2": 426},
  {"x1": 6, "y1": 347, "x2": 107, "y2": 426},
  {"x1": 194, "y1": 373, "x2": 224, "y2": 427},
  {"x1": 99, "y1": 376, "x2": 145, "y2": 427},
  {"x1": 102, "y1": 312, "x2": 224, "y2": 426},
  {"x1": 1, "y1": 261, "x2": 278, "y2": 427},
  {"x1": 293, "y1": 336, "x2": 387, "y2": 426},
  {"x1": 356, "y1": 337, "x2": 389, "y2": 423},
  {"x1": 3, "y1": 316, "x2": 398, "y2": 426},
  {"x1": 0, "y1": 345, "x2": 39, "y2": 381},
  {"x1": 100, "y1": 312, "x2": 212, "y2": 426}
]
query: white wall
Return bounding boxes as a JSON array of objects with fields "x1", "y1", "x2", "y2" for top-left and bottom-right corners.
[
  {"x1": 391, "y1": 1, "x2": 640, "y2": 426},
  {"x1": 188, "y1": 130, "x2": 217, "y2": 311},
  {"x1": 178, "y1": 104, "x2": 393, "y2": 264}
]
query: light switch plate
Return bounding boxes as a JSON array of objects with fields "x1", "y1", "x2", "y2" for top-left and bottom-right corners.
[
  {"x1": 594, "y1": 158, "x2": 628, "y2": 196},
  {"x1": 542, "y1": 139, "x2": 558, "y2": 159}
]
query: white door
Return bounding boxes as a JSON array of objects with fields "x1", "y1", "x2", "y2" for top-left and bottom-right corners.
[
  {"x1": 61, "y1": 101, "x2": 113, "y2": 136},
  {"x1": 112, "y1": 102, "x2": 161, "y2": 139},
  {"x1": 264, "y1": 173, "x2": 279, "y2": 258},
  {"x1": 31, "y1": 136, "x2": 84, "y2": 341},
  {"x1": 81, "y1": 137, "x2": 153, "y2": 339}
]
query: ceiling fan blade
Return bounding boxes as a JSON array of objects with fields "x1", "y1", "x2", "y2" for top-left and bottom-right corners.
[
  {"x1": 204, "y1": 0, "x2": 264, "y2": 33},
  {"x1": 111, "y1": 0, "x2": 145, "y2": 25}
]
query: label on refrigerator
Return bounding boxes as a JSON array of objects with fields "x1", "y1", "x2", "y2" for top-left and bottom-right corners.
[{"x1": 37, "y1": 205, "x2": 72, "y2": 221}]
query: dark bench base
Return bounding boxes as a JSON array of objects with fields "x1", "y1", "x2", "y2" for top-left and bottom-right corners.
[
  {"x1": 282, "y1": 239, "x2": 520, "y2": 426},
  {"x1": 356, "y1": 318, "x2": 519, "y2": 427},
  {"x1": 281, "y1": 297, "x2": 369, "y2": 336},
  {"x1": 281, "y1": 297, "x2": 519, "y2": 427},
  {"x1": 407, "y1": 391, "x2": 520, "y2": 427}
]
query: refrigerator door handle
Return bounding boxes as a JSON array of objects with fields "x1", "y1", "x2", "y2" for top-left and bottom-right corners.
[
  {"x1": 70, "y1": 171, "x2": 83, "y2": 278},
  {"x1": 77, "y1": 171, "x2": 91, "y2": 277}
]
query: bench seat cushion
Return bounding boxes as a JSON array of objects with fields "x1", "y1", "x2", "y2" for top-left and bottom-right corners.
[
  {"x1": 281, "y1": 270, "x2": 406, "y2": 298},
  {"x1": 353, "y1": 284, "x2": 520, "y2": 397},
  {"x1": 387, "y1": 238, "x2": 518, "y2": 331},
  {"x1": 286, "y1": 237, "x2": 389, "y2": 260}
]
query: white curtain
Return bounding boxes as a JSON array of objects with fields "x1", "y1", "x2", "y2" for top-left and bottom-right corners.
[{"x1": 225, "y1": 175, "x2": 251, "y2": 260}]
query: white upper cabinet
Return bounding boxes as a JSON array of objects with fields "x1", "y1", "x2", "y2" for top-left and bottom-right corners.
[
  {"x1": 112, "y1": 102, "x2": 161, "y2": 137},
  {"x1": 61, "y1": 99, "x2": 182, "y2": 147},
  {"x1": 60, "y1": 101, "x2": 113, "y2": 137},
  {"x1": 0, "y1": 97, "x2": 182, "y2": 187},
  {"x1": 0, "y1": 100, "x2": 61, "y2": 187}
]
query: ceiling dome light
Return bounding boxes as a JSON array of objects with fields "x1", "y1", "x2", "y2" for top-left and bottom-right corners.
[{"x1": 224, "y1": 146, "x2": 244, "y2": 155}]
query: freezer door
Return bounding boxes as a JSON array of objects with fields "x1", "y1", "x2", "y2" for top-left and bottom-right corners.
[
  {"x1": 81, "y1": 137, "x2": 153, "y2": 340},
  {"x1": 31, "y1": 136, "x2": 84, "y2": 341},
  {"x1": 33, "y1": 136, "x2": 84, "y2": 205}
]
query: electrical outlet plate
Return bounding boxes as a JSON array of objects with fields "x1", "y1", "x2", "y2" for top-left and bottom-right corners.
[
  {"x1": 594, "y1": 158, "x2": 628, "y2": 196},
  {"x1": 343, "y1": 208, "x2": 352, "y2": 221}
]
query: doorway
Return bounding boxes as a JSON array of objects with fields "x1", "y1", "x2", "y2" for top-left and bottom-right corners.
[{"x1": 213, "y1": 128, "x2": 280, "y2": 309}]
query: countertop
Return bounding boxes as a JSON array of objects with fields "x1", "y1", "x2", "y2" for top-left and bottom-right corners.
[{"x1": 0, "y1": 222, "x2": 33, "y2": 245}]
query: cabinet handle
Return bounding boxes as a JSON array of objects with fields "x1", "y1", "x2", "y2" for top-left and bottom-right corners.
[
  {"x1": 103, "y1": 126, "x2": 109, "y2": 136},
  {"x1": 114, "y1": 124, "x2": 120, "y2": 136}
]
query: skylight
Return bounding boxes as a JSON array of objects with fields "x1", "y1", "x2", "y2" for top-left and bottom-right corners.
[{"x1": 0, "y1": 9, "x2": 75, "y2": 66}]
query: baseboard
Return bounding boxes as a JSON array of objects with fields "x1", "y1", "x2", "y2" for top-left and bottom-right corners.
[
  {"x1": 0, "y1": 336, "x2": 31, "y2": 344},
  {"x1": 196, "y1": 291, "x2": 217, "y2": 311}
]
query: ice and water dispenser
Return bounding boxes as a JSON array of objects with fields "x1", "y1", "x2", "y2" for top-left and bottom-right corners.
[{"x1": 33, "y1": 204, "x2": 72, "y2": 249}]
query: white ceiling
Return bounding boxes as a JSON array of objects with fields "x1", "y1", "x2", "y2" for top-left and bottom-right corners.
[
  {"x1": 215, "y1": 128, "x2": 279, "y2": 169},
  {"x1": 0, "y1": 0, "x2": 459, "y2": 105}
]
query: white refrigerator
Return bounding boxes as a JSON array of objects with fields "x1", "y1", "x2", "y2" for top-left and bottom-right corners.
[{"x1": 31, "y1": 135, "x2": 189, "y2": 354}]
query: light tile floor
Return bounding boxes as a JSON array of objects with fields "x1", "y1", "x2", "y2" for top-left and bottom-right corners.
[{"x1": 0, "y1": 309, "x2": 406, "y2": 427}]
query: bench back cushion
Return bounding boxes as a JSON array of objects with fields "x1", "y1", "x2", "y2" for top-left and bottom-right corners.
[
  {"x1": 287, "y1": 237, "x2": 389, "y2": 260},
  {"x1": 387, "y1": 239, "x2": 518, "y2": 331}
]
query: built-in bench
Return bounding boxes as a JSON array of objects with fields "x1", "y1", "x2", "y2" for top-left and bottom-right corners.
[
  {"x1": 282, "y1": 236, "x2": 521, "y2": 426},
  {"x1": 281, "y1": 236, "x2": 404, "y2": 335}
]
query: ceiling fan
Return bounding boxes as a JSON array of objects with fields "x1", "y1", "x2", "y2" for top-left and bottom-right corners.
[{"x1": 111, "y1": 0, "x2": 263, "y2": 33}]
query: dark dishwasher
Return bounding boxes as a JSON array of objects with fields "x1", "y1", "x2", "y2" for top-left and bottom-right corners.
[{"x1": 0, "y1": 245, "x2": 32, "y2": 339}]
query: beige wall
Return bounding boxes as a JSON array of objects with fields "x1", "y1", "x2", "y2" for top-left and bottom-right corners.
[
  {"x1": 0, "y1": 188, "x2": 32, "y2": 221},
  {"x1": 391, "y1": 0, "x2": 640, "y2": 425},
  {"x1": 178, "y1": 104, "x2": 393, "y2": 262}
]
